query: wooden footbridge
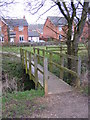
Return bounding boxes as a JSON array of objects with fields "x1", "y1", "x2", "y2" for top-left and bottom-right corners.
[{"x1": 20, "y1": 47, "x2": 81, "y2": 95}]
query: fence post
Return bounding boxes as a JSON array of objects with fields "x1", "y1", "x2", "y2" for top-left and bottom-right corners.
[
  {"x1": 29, "y1": 52, "x2": 31, "y2": 79},
  {"x1": 33, "y1": 47, "x2": 35, "y2": 54},
  {"x1": 60, "y1": 55, "x2": 64, "y2": 80},
  {"x1": 60, "y1": 46, "x2": 62, "y2": 54},
  {"x1": 76, "y1": 56, "x2": 81, "y2": 87},
  {"x1": 46, "y1": 46, "x2": 48, "y2": 51},
  {"x1": 49, "y1": 52, "x2": 52, "y2": 72},
  {"x1": 37, "y1": 48, "x2": 40, "y2": 64},
  {"x1": 25, "y1": 50, "x2": 27, "y2": 74},
  {"x1": 20, "y1": 48, "x2": 22, "y2": 62},
  {"x1": 22, "y1": 49, "x2": 24, "y2": 67},
  {"x1": 43, "y1": 58, "x2": 48, "y2": 96},
  {"x1": 42, "y1": 49, "x2": 45, "y2": 57},
  {"x1": 34, "y1": 54, "x2": 38, "y2": 89}
]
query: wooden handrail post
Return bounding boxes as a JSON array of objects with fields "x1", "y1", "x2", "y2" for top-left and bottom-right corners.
[
  {"x1": 43, "y1": 58, "x2": 48, "y2": 96},
  {"x1": 20, "y1": 48, "x2": 22, "y2": 62},
  {"x1": 77, "y1": 56, "x2": 81, "y2": 77},
  {"x1": 29, "y1": 52, "x2": 31, "y2": 79},
  {"x1": 60, "y1": 46, "x2": 62, "y2": 54},
  {"x1": 33, "y1": 47, "x2": 35, "y2": 54},
  {"x1": 25, "y1": 50, "x2": 27, "y2": 74},
  {"x1": 22, "y1": 49, "x2": 24, "y2": 67},
  {"x1": 76, "y1": 56, "x2": 81, "y2": 87},
  {"x1": 46, "y1": 46, "x2": 48, "y2": 51},
  {"x1": 49, "y1": 52, "x2": 52, "y2": 72},
  {"x1": 37, "y1": 48, "x2": 40, "y2": 64},
  {"x1": 34, "y1": 54, "x2": 38, "y2": 89},
  {"x1": 42, "y1": 49, "x2": 45, "y2": 57},
  {"x1": 60, "y1": 55, "x2": 64, "y2": 80}
]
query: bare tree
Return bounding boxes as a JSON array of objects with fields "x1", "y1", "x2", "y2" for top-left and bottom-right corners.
[{"x1": 25, "y1": 0, "x2": 89, "y2": 71}]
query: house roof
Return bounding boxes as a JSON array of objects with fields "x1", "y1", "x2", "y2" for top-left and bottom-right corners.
[
  {"x1": 5, "y1": 19, "x2": 28, "y2": 27},
  {"x1": 28, "y1": 31, "x2": 39, "y2": 37},
  {"x1": 28, "y1": 24, "x2": 44, "y2": 33},
  {"x1": 10, "y1": 31, "x2": 16, "y2": 35},
  {"x1": 48, "y1": 16, "x2": 67, "y2": 26}
]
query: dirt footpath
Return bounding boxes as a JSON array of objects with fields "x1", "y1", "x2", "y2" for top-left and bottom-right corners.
[{"x1": 31, "y1": 90, "x2": 88, "y2": 118}]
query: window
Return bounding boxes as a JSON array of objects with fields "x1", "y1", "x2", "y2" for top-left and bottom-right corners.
[
  {"x1": 0, "y1": 26, "x2": 1, "y2": 31},
  {"x1": 19, "y1": 26, "x2": 23, "y2": 31},
  {"x1": 0, "y1": 37, "x2": 4, "y2": 42},
  {"x1": 10, "y1": 27, "x2": 14, "y2": 31},
  {"x1": 19, "y1": 35, "x2": 24, "y2": 42},
  {"x1": 59, "y1": 26, "x2": 62, "y2": 31},
  {"x1": 59, "y1": 34, "x2": 62, "y2": 39}
]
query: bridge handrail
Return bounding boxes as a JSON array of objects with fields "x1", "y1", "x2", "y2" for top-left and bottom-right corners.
[
  {"x1": 33, "y1": 47, "x2": 81, "y2": 87},
  {"x1": 33, "y1": 47, "x2": 78, "y2": 60},
  {"x1": 20, "y1": 48, "x2": 48, "y2": 96}
]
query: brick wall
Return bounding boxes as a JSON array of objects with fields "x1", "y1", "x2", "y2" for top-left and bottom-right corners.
[
  {"x1": 43, "y1": 18, "x2": 59, "y2": 40},
  {"x1": 14, "y1": 26, "x2": 28, "y2": 43},
  {"x1": 0, "y1": 20, "x2": 8, "y2": 42},
  {"x1": 80, "y1": 21, "x2": 88, "y2": 41},
  {"x1": 0, "y1": 19, "x2": 28, "y2": 43}
]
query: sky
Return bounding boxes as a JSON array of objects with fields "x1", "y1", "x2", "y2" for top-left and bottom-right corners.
[
  {"x1": 0, "y1": 0, "x2": 63, "y2": 24},
  {"x1": 1, "y1": 0, "x2": 88, "y2": 24}
]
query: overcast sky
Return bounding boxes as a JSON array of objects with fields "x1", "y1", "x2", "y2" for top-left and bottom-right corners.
[
  {"x1": 1, "y1": 0, "x2": 88, "y2": 24},
  {"x1": 0, "y1": 0, "x2": 63, "y2": 24}
]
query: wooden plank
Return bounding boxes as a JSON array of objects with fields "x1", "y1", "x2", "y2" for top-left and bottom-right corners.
[
  {"x1": 76, "y1": 56, "x2": 81, "y2": 87},
  {"x1": 20, "y1": 48, "x2": 22, "y2": 62},
  {"x1": 37, "y1": 48, "x2": 40, "y2": 64},
  {"x1": 34, "y1": 54, "x2": 38, "y2": 89},
  {"x1": 42, "y1": 49, "x2": 45, "y2": 57},
  {"x1": 25, "y1": 50, "x2": 27, "y2": 74},
  {"x1": 43, "y1": 58, "x2": 48, "y2": 96},
  {"x1": 22, "y1": 49, "x2": 24, "y2": 67},
  {"x1": 49, "y1": 52, "x2": 53, "y2": 72},
  {"x1": 60, "y1": 56, "x2": 64, "y2": 80},
  {"x1": 29, "y1": 52, "x2": 31, "y2": 79},
  {"x1": 51, "y1": 61, "x2": 78, "y2": 77}
]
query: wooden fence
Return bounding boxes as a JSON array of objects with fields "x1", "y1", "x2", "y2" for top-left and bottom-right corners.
[
  {"x1": 46, "y1": 45, "x2": 87, "y2": 52},
  {"x1": 20, "y1": 47, "x2": 81, "y2": 95},
  {"x1": 33, "y1": 47, "x2": 81, "y2": 87},
  {"x1": 20, "y1": 48, "x2": 48, "y2": 95}
]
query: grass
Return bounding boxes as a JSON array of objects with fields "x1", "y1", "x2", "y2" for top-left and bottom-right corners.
[
  {"x1": 79, "y1": 86, "x2": 88, "y2": 95},
  {"x1": 2, "y1": 53, "x2": 45, "y2": 118},
  {"x1": 2, "y1": 44, "x2": 88, "y2": 117},
  {"x1": 2, "y1": 45, "x2": 88, "y2": 80},
  {"x1": 2, "y1": 89, "x2": 44, "y2": 118},
  {"x1": 2, "y1": 89, "x2": 44, "y2": 104},
  {"x1": 2, "y1": 54, "x2": 23, "y2": 79}
]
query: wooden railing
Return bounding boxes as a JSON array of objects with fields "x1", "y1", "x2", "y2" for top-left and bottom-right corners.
[
  {"x1": 46, "y1": 45, "x2": 87, "y2": 52},
  {"x1": 20, "y1": 48, "x2": 48, "y2": 96},
  {"x1": 33, "y1": 47, "x2": 81, "y2": 87},
  {"x1": 20, "y1": 47, "x2": 81, "y2": 93}
]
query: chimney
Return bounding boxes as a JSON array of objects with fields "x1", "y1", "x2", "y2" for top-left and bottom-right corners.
[{"x1": 23, "y1": 15, "x2": 25, "y2": 20}]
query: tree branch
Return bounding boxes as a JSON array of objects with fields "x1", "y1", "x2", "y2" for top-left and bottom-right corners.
[
  {"x1": 62, "y1": 2, "x2": 70, "y2": 18},
  {"x1": 71, "y1": 2, "x2": 76, "y2": 22},
  {"x1": 56, "y1": 2, "x2": 69, "y2": 22},
  {"x1": 36, "y1": 4, "x2": 56, "y2": 22}
]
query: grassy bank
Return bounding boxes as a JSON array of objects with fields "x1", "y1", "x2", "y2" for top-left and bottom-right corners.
[
  {"x1": 2, "y1": 53, "x2": 44, "y2": 118},
  {"x1": 2, "y1": 89, "x2": 44, "y2": 118}
]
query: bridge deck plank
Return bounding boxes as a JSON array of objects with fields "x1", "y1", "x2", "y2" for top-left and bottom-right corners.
[{"x1": 27, "y1": 61, "x2": 72, "y2": 94}]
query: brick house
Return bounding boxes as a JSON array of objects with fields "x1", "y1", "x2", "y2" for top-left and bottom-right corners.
[
  {"x1": 28, "y1": 24, "x2": 44, "y2": 41},
  {"x1": 28, "y1": 31, "x2": 40, "y2": 42},
  {"x1": 43, "y1": 16, "x2": 67, "y2": 41},
  {"x1": 80, "y1": 21, "x2": 89, "y2": 42},
  {"x1": 0, "y1": 16, "x2": 28, "y2": 43},
  {"x1": 0, "y1": 17, "x2": 8, "y2": 43}
]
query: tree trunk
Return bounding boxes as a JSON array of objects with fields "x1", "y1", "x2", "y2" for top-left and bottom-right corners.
[
  {"x1": 66, "y1": 25, "x2": 72, "y2": 83},
  {"x1": 66, "y1": 24, "x2": 72, "y2": 69},
  {"x1": 72, "y1": 39, "x2": 78, "y2": 72}
]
